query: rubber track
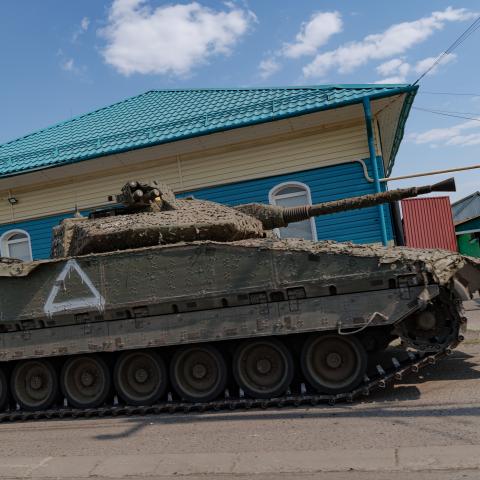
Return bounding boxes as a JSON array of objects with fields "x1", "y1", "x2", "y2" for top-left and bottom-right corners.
[{"x1": 0, "y1": 341, "x2": 460, "y2": 423}]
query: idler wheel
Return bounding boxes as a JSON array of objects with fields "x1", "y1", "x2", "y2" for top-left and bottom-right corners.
[
  {"x1": 171, "y1": 345, "x2": 227, "y2": 402},
  {"x1": 61, "y1": 355, "x2": 110, "y2": 409},
  {"x1": 301, "y1": 334, "x2": 367, "y2": 394},
  {"x1": 396, "y1": 293, "x2": 461, "y2": 351},
  {"x1": 11, "y1": 360, "x2": 58, "y2": 411},
  {"x1": 114, "y1": 350, "x2": 167, "y2": 406},
  {"x1": 233, "y1": 338, "x2": 294, "y2": 399}
]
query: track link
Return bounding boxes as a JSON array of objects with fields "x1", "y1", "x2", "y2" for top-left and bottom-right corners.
[{"x1": 0, "y1": 340, "x2": 460, "y2": 423}]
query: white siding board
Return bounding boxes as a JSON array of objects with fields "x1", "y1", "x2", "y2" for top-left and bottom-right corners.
[
  {"x1": 181, "y1": 150, "x2": 369, "y2": 189},
  {"x1": 376, "y1": 94, "x2": 405, "y2": 169},
  {"x1": 374, "y1": 120, "x2": 383, "y2": 158},
  {"x1": 180, "y1": 142, "x2": 369, "y2": 184},
  {"x1": 180, "y1": 126, "x2": 368, "y2": 175}
]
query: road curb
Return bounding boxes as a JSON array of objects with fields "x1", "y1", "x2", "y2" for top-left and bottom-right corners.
[{"x1": 0, "y1": 445, "x2": 479, "y2": 478}]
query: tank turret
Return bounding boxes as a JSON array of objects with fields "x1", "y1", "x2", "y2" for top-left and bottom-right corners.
[{"x1": 51, "y1": 178, "x2": 456, "y2": 258}]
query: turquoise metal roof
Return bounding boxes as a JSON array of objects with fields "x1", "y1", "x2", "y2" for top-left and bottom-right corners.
[{"x1": 0, "y1": 85, "x2": 417, "y2": 178}]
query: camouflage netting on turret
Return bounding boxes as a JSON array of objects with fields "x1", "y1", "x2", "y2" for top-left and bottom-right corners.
[{"x1": 51, "y1": 199, "x2": 265, "y2": 257}]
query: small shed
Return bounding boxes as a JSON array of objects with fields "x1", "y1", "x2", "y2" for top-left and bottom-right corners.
[
  {"x1": 452, "y1": 192, "x2": 480, "y2": 257},
  {"x1": 402, "y1": 196, "x2": 457, "y2": 251}
]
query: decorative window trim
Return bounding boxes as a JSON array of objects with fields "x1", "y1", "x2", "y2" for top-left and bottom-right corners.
[
  {"x1": 0, "y1": 229, "x2": 33, "y2": 261},
  {"x1": 268, "y1": 181, "x2": 317, "y2": 241}
]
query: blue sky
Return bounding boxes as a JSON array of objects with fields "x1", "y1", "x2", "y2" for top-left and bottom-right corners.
[{"x1": 1, "y1": 0, "x2": 479, "y2": 200}]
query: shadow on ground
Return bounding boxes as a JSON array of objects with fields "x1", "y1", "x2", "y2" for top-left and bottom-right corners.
[{"x1": 93, "y1": 402, "x2": 480, "y2": 440}]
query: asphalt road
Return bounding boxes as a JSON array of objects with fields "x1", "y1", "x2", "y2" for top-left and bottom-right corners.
[{"x1": 0, "y1": 336, "x2": 478, "y2": 479}]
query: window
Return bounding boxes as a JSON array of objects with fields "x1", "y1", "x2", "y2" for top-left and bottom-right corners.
[
  {"x1": 1, "y1": 230, "x2": 32, "y2": 261},
  {"x1": 269, "y1": 182, "x2": 317, "y2": 240}
]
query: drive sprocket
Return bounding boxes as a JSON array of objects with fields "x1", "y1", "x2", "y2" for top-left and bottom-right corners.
[{"x1": 396, "y1": 290, "x2": 464, "y2": 352}]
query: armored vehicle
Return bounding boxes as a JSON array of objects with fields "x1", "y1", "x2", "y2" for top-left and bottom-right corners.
[{"x1": 0, "y1": 177, "x2": 478, "y2": 419}]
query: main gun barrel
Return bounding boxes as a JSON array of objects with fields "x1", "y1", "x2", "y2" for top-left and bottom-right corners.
[{"x1": 235, "y1": 177, "x2": 456, "y2": 230}]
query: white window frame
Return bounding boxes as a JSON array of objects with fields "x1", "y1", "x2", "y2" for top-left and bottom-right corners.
[
  {"x1": 0, "y1": 229, "x2": 33, "y2": 261},
  {"x1": 268, "y1": 181, "x2": 317, "y2": 241}
]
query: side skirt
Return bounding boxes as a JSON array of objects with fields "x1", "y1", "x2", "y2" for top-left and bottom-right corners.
[{"x1": 0, "y1": 285, "x2": 439, "y2": 362}]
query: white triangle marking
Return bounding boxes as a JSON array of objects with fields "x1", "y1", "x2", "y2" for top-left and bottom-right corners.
[{"x1": 44, "y1": 260, "x2": 105, "y2": 316}]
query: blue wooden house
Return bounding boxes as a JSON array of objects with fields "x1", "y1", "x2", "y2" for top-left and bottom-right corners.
[{"x1": 0, "y1": 85, "x2": 417, "y2": 260}]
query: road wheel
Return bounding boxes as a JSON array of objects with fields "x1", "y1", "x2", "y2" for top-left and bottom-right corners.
[
  {"x1": 61, "y1": 355, "x2": 110, "y2": 409},
  {"x1": 301, "y1": 334, "x2": 367, "y2": 394},
  {"x1": 233, "y1": 338, "x2": 294, "y2": 399},
  {"x1": 11, "y1": 360, "x2": 58, "y2": 411},
  {"x1": 114, "y1": 350, "x2": 167, "y2": 406},
  {"x1": 171, "y1": 345, "x2": 226, "y2": 402}
]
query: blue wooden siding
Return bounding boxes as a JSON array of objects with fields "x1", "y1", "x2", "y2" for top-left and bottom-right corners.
[{"x1": 0, "y1": 158, "x2": 393, "y2": 259}]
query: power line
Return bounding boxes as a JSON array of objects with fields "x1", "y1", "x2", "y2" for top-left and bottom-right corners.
[
  {"x1": 412, "y1": 106, "x2": 480, "y2": 122},
  {"x1": 414, "y1": 106, "x2": 480, "y2": 116},
  {"x1": 414, "y1": 16, "x2": 480, "y2": 84},
  {"x1": 413, "y1": 14, "x2": 480, "y2": 85},
  {"x1": 419, "y1": 91, "x2": 480, "y2": 97}
]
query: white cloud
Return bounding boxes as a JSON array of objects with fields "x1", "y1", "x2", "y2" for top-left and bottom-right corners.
[
  {"x1": 258, "y1": 57, "x2": 281, "y2": 79},
  {"x1": 57, "y1": 48, "x2": 87, "y2": 78},
  {"x1": 376, "y1": 58, "x2": 409, "y2": 77},
  {"x1": 374, "y1": 52, "x2": 456, "y2": 84},
  {"x1": 414, "y1": 52, "x2": 457, "y2": 75},
  {"x1": 303, "y1": 7, "x2": 476, "y2": 78},
  {"x1": 375, "y1": 76, "x2": 408, "y2": 84},
  {"x1": 282, "y1": 11, "x2": 342, "y2": 58},
  {"x1": 257, "y1": 10, "x2": 341, "y2": 80},
  {"x1": 410, "y1": 119, "x2": 480, "y2": 147},
  {"x1": 62, "y1": 58, "x2": 76, "y2": 72},
  {"x1": 81, "y1": 17, "x2": 90, "y2": 31},
  {"x1": 100, "y1": 0, "x2": 255, "y2": 76},
  {"x1": 72, "y1": 16, "x2": 90, "y2": 42},
  {"x1": 60, "y1": 57, "x2": 86, "y2": 76},
  {"x1": 375, "y1": 58, "x2": 411, "y2": 82}
]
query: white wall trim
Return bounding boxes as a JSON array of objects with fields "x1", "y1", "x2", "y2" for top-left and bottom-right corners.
[
  {"x1": 456, "y1": 228, "x2": 480, "y2": 236},
  {"x1": 268, "y1": 181, "x2": 318, "y2": 241},
  {"x1": 0, "y1": 228, "x2": 33, "y2": 261}
]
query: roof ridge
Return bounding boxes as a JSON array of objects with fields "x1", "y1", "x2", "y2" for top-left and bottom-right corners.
[
  {"x1": 147, "y1": 84, "x2": 409, "y2": 93},
  {"x1": 451, "y1": 190, "x2": 480, "y2": 206},
  {"x1": 0, "y1": 90, "x2": 157, "y2": 150}
]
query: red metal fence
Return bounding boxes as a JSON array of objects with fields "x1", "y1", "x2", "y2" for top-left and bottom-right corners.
[{"x1": 401, "y1": 196, "x2": 457, "y2": 251}]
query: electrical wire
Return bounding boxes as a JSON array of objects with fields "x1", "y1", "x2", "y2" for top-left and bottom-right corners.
[
  {"x1": 413, "y1": 14, "x2": 480, "y2": 85},
  {"x1": 414, "y1": 107, "x2": 480, "y2": 116},
  {"x1": 412, "y1": 106, "x2": 480, "y2": 122},
  {"x1": 419, "y1": 91, "x2": 480, "y2": 97}
]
